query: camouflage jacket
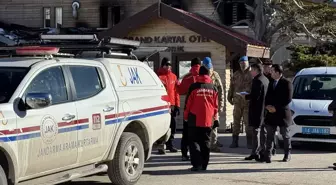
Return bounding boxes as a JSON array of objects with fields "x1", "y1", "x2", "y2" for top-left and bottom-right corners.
[
  {"x1": 228, "y1": 68, "x2": 253, "y2": 105},
  {"x1": 211, "y1": 71, "x2": 224, "y2": 112}
]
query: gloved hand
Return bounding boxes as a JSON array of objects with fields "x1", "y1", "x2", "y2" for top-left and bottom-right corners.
[
  {"x1": 174, "y1": 106, "x2": 180, "y2": 116},
  {"x1": 171, "y1": 106, "x2": 180, "y2": 117},
  {"x1": 212, "y1": 120, "x2": 220, "y2": 129}
]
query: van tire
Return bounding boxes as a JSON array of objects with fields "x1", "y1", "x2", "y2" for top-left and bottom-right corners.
[
  {"x1": 0, "y1": 165, "x2": 8, "y2": 185},
  {"x1": 108, "y1": 132, "x2": 144, "y2": 185}
]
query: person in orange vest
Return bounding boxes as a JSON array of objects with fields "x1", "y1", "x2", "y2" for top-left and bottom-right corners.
[{"x1": 157, "y1": 57, "x2": 180, "y2": 154}]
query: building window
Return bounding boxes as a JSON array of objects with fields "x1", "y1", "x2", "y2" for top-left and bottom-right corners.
[
  {"x1": 43, "y1": 8, "x2": 51, "y2": 28},
  {"x1": 55, "y1": 7, "x2": 63, "y2": 28},
  {"x1": 100, "y1": 6, "x2": 120, "y2": 28},
  {"x1": 100, "y1": 6, "x2": 109, "y2": 28},
  {"x1": 111, "y1": 6, "x2": 121, "y2": 26},
  {"x1": 221, "y1": 0, "x2": 253, "y2": 26}
]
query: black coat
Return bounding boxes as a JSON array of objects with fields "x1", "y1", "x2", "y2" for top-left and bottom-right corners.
[
  {"x1": 245, "y1": 74, "x2": 269, "y2": 127},
  {"x1": 265, "y1": 76, "x2": 293, "y2": 127},
  {"x1": 328, "y1": 99, "x2": 336, "y2": 124}
]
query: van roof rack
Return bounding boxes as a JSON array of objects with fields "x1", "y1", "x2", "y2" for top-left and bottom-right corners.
[{"x1": 0, "y1": 34, "x2": 141, "y2": 57}]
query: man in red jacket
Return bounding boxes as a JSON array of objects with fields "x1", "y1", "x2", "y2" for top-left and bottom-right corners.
[
  {"x1": 184, "y1": 66, "x2": 219, "y2": 171},
  {"x1": 157, "y1": 57, "x2": 180, "y2": 154},
  {"x1": 179, "y1": 57, "x2": 201, "y2": 161}
]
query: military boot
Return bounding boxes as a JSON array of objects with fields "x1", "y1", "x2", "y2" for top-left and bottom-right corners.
[{"x1": 229, "y1": 135, "x2": 239, "y2": 148}]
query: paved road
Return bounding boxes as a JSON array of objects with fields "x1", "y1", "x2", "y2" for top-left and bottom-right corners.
[{"x1": 65, "y1": 133, "x2": 336, "y2": 185}]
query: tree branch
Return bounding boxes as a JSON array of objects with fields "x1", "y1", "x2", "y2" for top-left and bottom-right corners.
[
  {"x1": 292, "y1": 0, "x2": 304, "y2": 10},
  {"x1": 245, "y1": 4, "x2": 255, "y2": 14},
  {"x1": 230, "y1": 19, "x2": 253, "y2": 28}
]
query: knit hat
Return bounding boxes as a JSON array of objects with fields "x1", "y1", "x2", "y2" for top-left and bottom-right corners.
[
  {"x1": 199, "y1": 65, "x2": 210, "y2": 76},
  {"x1": 202, "y1": 57, "x2": 213, "y2": 69},
  {"x1": 161, "y1": 57, "x2": 171, "y2": 67},
  {"x1": 191, "y1": 57, "x2": 202, "y2": 66},
  {"x1": 239, "y1": 56, "x2": 248, "y2": 62}
]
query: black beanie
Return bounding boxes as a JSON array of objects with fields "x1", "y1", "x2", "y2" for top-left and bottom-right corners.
[
  {"x1": 191, "y1": 57, "x2": 202, "y2": 67},
  {"x1": 199, "y1": 66, "x2": 210, "y2": 76},
  {"x1": 161, "y1": 57, "x2": 171, "y2": 67}
]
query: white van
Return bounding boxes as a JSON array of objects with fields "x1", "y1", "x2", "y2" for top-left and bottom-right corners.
[
  {"x1": 0, "y1": 41, "x2": 171, "y2": 185},
  {"x1": 278, "y1": 67, "x2": 336, "y2": 145}
]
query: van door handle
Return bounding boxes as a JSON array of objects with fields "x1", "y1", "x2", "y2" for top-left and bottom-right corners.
[
  {"x1": 62, "y1": 114, "x2": 76, "y2": 121},
  {"x1": 103, "y1": 106, "x2": 114, "y2": 112}
]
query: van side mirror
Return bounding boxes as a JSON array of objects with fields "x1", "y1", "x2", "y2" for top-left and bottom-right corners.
[{"x1": 25, "y1": 93, "x2": 52, "y2": 109}]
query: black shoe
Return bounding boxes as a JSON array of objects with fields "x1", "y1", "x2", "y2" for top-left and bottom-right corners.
[
  {"x1": 272, "y1": 149, "x2": 276, "y2": 156},
  {"x1": 256, "y1": 154, "x2": 265, "y2": 162},
  {"x1": 333, "y1": 163, "x2": 336, "y2": 166},
  {"x1": 182, "y1": 156, "x2": 190, "y2": 161},
  {"x1": 244, "y1": 155, "x2": 257, "y2": 161},
  {"x1": 202, "y1": 167, "x2": 207, "y2": 171},
  {"x1": 265, "y1": 157, "x2": 271, "y2": 163},
  {"x1": 158, "y1": 149, "x2": 166, "y2": 155},
  {"x1": 190, "y1": 167, "x2": 202, "y2": 171},
  {"x1": 167, "y1": 147, "x2": 178, "y2": 153},
  {"x1": 229, "y1": 135, "x2": 239, "y2": 148},
  {"x1": 216, "y1": 141, "x2": 223, "y2": 147},
  {"x1": 282, "y1": 154, "x2": 291, "y2": 162}
]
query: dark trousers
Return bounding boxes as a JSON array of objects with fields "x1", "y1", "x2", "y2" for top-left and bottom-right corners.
[
  {"x1": 188, "y1": 127, "x2": 211, "y2": 169},
  {"x1": 265, "y1": 125, "x2": 291, "y2": 158},
  {"x1": 166, "y1": 114, "x2": 176, "y2": 148},
  {"x1": 181, "y1": 121, "x2": 189, "y2": 157},
  {"x1": 251, "y1": 126, "x2": 266, "y2": 155},
  {"x1": 256, "y1": 125, "x2": 267, "y2": 155}
]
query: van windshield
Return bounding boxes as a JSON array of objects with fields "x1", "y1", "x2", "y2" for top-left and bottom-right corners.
[
  {"x1": 293, "y1": 75, "x2": 336, "y2": 100},
  {"x1": 0, "y1": 67, "x2": 29, "y2": 103}
]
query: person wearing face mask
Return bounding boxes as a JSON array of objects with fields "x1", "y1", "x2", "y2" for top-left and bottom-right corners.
[
  {"x1": 227, "y1": 56, "x2": 253, "y2": 149},
  {"x1": 178, "y1": 57, "x2": 202, "y2": 161},
  {"x1": 239, "y1": 63, "x2": 269, "y2": 161},
  {"x1": 157, "y1": 57, "x2": 180, "y2": 154},
  {"x1": 202, "y1": 57, "x2": 224, "y2": 152},
  {"x1": 264, "y1": 64, "x2": 293, "y2": 163}
]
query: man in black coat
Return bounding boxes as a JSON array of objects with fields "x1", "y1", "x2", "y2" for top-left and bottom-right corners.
[
  {"x1": 262, "y1": 60, "x2": 277, "y2": 156},
  {"x1": 264, "y1": 64, "x2": 293, "y2": 163},
  {"x1": 241, "y1": 64, "x2": 269, "y2": 161}
]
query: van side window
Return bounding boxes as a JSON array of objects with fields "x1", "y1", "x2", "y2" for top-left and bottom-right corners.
[
  {"x1": 69, "y1": 66, "x2": 104, "y2": 100},
  {"x1": 26, "y1": 66, "x2": 68, "y2": 104}
]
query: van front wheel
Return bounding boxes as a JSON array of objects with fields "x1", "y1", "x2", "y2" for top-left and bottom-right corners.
[
  {"x1": 0, "y1": 165, "x2": 8, "y2": 185},
  {"x1": 108, "y1": 132, "x2": 145, "y2": 185}
]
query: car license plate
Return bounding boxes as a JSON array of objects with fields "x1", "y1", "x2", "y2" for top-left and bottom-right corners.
[{"x1": 302, "y1": 127, "x2": 330, "y2": 135}]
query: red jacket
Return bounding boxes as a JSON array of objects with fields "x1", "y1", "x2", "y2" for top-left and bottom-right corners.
[
  {"x1": 178, "y1": 65, "x2": 200, "y2": 95},
  {"x1": 184, "y1": 75, "x2": 218, "y2": 128},
  {"x1": 157, "y1": 68, "x2": 180, "y2": 107}
]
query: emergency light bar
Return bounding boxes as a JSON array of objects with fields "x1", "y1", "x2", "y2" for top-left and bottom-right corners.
[
  {"x1": 16, "y1": 46, "x2": 59, "y2": 55},
  {"x1": 41, "y1": 34, "x2": 97, "y2": 40},
  {"x1": 107, "y1": 38, "x2": 140, "y2": 47}
]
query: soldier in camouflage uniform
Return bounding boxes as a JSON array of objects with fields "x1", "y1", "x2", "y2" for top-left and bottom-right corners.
[
  {"x1": 202, "y1": 57, "x2": 224, "y2": 152},
  {"x1": 227, "y1": 56, "x2": 253, "y2": 148}
]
